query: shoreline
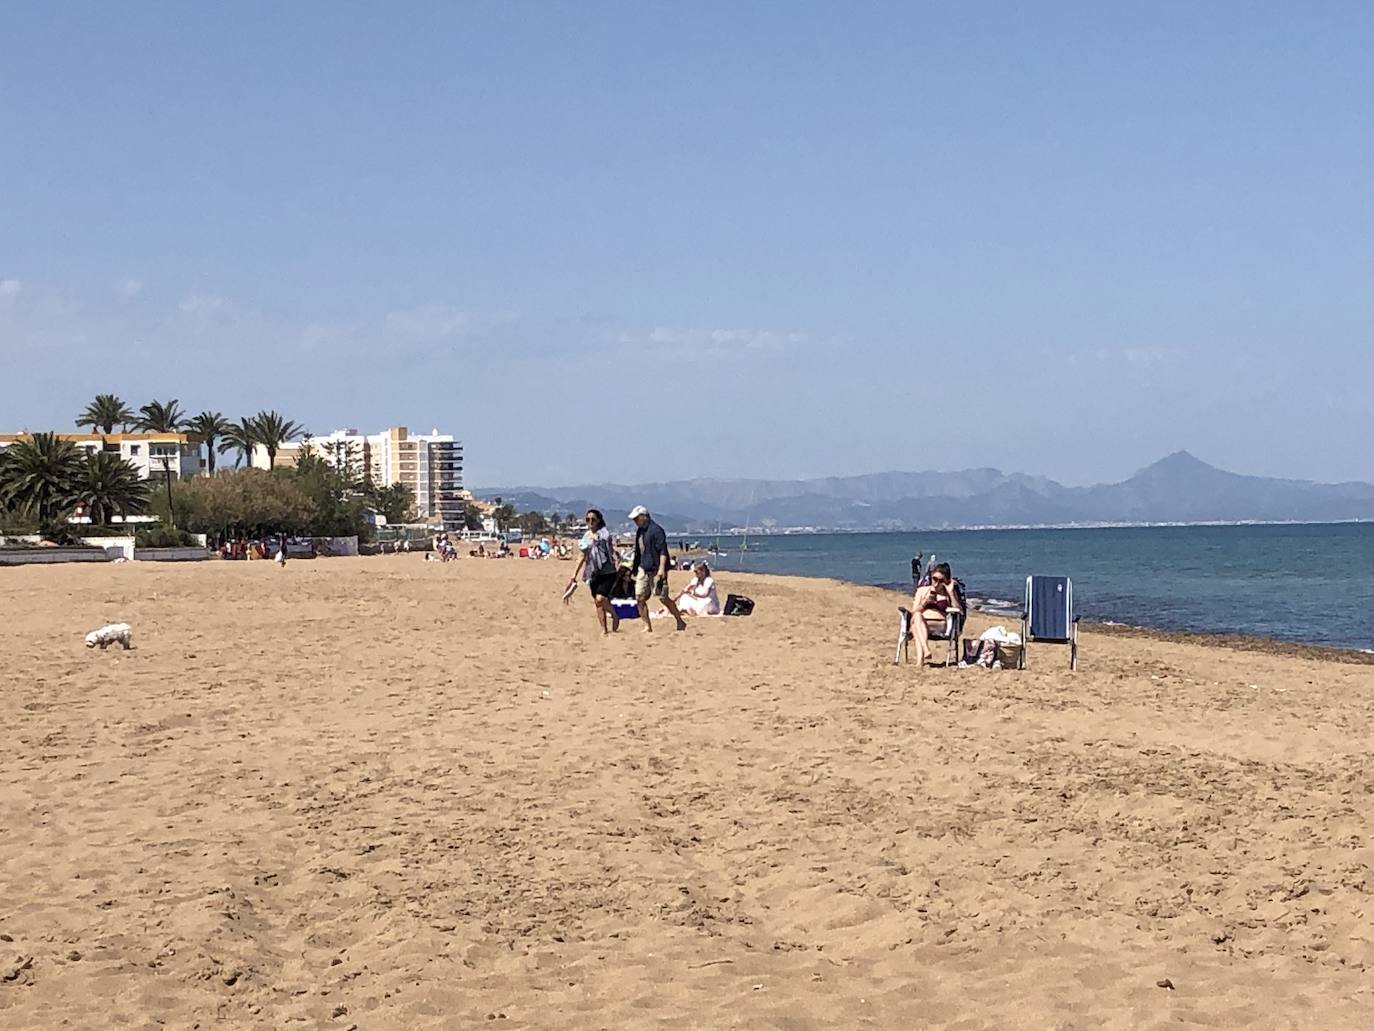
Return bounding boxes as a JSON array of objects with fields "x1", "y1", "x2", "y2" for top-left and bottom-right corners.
[
  {"x1": 721, "y1": 564, "x2": 1374, "y2": 660},
  {"x1": 7, "y1": 548, "x2": 1368, "y2": 657}
]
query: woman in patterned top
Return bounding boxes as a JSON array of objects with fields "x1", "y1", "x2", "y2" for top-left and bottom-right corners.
[{"x1": 570, "y1": 509, "x2": 621, "y2": 636}]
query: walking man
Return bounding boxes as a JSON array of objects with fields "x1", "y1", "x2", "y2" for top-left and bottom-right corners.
[{"x1": 630, "y1": 505, "x2": 686, "y2": 632}]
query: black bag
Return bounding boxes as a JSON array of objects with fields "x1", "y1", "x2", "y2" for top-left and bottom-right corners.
[
  {"x1": 611, "y1": 568, "x2": 636, "y2": 598},
  {"x1": 723, "y1": 594, "x2": 755, "y2": 617}
]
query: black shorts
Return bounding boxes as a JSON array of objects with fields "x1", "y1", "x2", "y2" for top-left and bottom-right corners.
[{"x1": 588, "y1": 572, "x2": 618, "y2": 599}]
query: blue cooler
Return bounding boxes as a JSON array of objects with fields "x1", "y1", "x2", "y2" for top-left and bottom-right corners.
[{"x1": 611, "y1": 599, "x2": 640, "y2": 620}]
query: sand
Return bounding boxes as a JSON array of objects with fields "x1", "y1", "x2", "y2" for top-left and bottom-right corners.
[{"x1": 3, "y1": 555, "x2": 1373, "y2": 1029}]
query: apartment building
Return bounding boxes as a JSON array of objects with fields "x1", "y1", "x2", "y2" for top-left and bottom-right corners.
[
  {"x1": 0, "y1": 432, "x2": 205, "y2": 480},
  {"x1": 293, "y1": 426, "x2": 466, "y2": 526}
]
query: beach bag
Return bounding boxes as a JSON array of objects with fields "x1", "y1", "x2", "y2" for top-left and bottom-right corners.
[
  {"x1": 961, "y1": 639, "x2": 998, "y2": 668},
  {"x1": 723, "y1": 594, "x2": 755, "y2": 617}
]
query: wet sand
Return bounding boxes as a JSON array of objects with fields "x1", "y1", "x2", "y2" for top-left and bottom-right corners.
[{"x1": 3, "y1": 556, "x2": 1373, "y2": 1029}]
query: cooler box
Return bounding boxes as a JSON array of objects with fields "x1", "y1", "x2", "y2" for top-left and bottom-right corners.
[{"x1": 611, "y1": 599, "x2": 640, "y2": 620}]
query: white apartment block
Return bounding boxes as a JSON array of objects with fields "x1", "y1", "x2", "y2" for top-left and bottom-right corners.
[{"x1": 0, "y1": 432, "x2": 205, "y2": 480}]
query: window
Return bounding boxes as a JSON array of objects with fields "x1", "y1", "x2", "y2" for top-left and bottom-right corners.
[{"x1": 129, "y1": 444, "x2": 140, "y2": 455}]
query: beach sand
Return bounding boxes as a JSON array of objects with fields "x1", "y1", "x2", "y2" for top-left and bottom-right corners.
[{"x1": 3, "y1": 556, "x2": 1373, "y2": 1029}]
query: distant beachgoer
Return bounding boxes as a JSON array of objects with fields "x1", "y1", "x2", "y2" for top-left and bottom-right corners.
[
  {"x1": 630, "y1": 506, "x2": 685, "y2": 632},
  {"x1": 675, "y1": 561, "x2": 721, "y2": 617},
  {"x1": 570, "y1": 509, "x2": 620, "y2": 635},
  {"x1": 910, "y1": 562, "x2": 961, "y2": 666},
  {"x1": 911, "y1": 552, "x2": 923, "y2": 588}
]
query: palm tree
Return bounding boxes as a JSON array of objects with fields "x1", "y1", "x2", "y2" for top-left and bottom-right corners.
[
  {"x1": 134, "y1": 399, "x2": 188, "y2": 433},
  {"x1": 0, "y1": 432, "x2": 86, "y2": 523},
  {"x1": 186, "y1": 411, "x2": 231, "y2": 475},
  {"x1": 252, "y1": 410, "x2": 307, "y2": 470},
  {"x1": 76, "y1": 394, "x2": 134, "y2": 434},
  {"x1": 219, "y1": 417, "x2": 259, "y2": 469},
  {"x1": 76, "y1": 452, "x2": 150, "y2": 525}
]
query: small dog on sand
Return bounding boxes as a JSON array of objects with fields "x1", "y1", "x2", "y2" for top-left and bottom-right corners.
[{"x1": 85, "y1": 623, "x2": 133, "y2": 650}]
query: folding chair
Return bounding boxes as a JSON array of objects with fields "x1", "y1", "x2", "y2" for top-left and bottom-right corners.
[
  {"x1": 895, "y1": 577, "x2": 967, "y2": 666},
  {"x1": 1019, "y1": 575, "x2": 1079, "y2": 670}
]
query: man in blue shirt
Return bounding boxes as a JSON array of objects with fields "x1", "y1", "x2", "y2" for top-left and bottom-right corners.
[{"x1": 630, "y1": 505, "x2": 686, "y2": 632}]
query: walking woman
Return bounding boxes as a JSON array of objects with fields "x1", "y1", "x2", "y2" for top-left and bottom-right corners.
[{"x1": 569, "y1": 509, "x2": 621, "y2": 635}]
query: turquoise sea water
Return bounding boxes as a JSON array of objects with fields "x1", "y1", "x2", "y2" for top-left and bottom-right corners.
[{"x1": 699, "y1": 523, "x2": 1374, "y2": 650}]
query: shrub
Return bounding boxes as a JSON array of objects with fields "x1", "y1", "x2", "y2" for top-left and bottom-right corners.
[
  {"x1": 37, "y1": 519, "x2": 87, "y2": 546},
  {"x1": 79, "y1": 524, "x2": 132, "y2": 537},
  {"x1": 134, "y1": 525, "x2": 200, "y2": 549}
]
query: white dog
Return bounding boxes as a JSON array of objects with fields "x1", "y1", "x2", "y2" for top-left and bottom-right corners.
[{"x1": 85, "y1": 623, "x2": 133, "y2": 650}]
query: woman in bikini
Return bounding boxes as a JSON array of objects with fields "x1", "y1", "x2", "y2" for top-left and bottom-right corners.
[{"x1": 910, "y1": 562, "x2": 961, "y2": 666}]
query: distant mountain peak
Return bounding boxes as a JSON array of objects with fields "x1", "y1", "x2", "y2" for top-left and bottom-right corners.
[
  {"x1": 478, "y1": 452, "x2": 1374, "y2": 530},
  {"x1": 1131, "y1": 450, "x2": 1220, "y2": 480},
  {"x1": 1154, "y1": 449, "x2": 1208, "y2": 468}
]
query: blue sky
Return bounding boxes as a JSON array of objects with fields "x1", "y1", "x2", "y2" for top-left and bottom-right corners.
[{"x1": 2, "y1": 2, "x2": 1371, "y2": 486}]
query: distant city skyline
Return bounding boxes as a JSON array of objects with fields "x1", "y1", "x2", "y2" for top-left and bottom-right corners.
[{"x1": 3, "y1": 3, "x2": 1372, "y2": 486}]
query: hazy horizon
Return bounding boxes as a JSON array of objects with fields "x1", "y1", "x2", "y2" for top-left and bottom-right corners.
[
  {"x1": 473, "y1": 450, "x2": 1374, "y2": 495},
  {"x1": 3, "y1": 3, "x2": 1372, "y2": 486}
]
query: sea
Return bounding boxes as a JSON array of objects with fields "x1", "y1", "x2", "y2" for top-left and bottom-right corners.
[{"x1": 697, "y1": 523, "x2": 1374, "y2": 651}]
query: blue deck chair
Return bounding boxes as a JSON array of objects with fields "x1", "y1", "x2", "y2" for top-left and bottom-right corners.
[{"x1": 1019, "y1": 576, "x2": 1079, "y2": 670}]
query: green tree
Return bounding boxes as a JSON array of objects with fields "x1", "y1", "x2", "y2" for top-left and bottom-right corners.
[
  {"x1": 219, "y1": 417, "x2": 258, "y2": 469},
  {"x1": 365, "y1": 482, "x2": 416, "y2": 525},
  {"x1": 187, "y1": 411, "x2": 231, "y2": 474},
  {"x1": 0, "y1": 432, "x2": 86, "y2": 524},
  {"x1": 134, "y1": 398, "x2": 188, "y2": 433},
  {"x1": 491, "y1": 503, "x2": 516, "y2": 529},
  {"x1": 514, "y1": 510, "x2": 552, "y2": 536},
  {"x1": 75, "y1": 451, "x2": 151, "y2": 525},
  {"x1": 162, "y1": 468, "x2": 317, "y2": 541},
  {"x1": 0, "y1": 449, "x2": 29, "y2": 533},
  {"x1": 292, "y1": 459, "x2": 371, "y2": 538},
  {"x1": 318, "y1": 439, "x2": 362, "y2": 485},
  {"x1": 252, "y1": 410, "x2": 306, "y2": 470},
  {"x1": 76, "y1": 394, "x2": 134, "y2": 434}
]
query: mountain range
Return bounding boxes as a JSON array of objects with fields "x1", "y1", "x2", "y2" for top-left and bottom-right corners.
[{"x1": 477, "y1": 452, "x2": 1374, "y2": 532}]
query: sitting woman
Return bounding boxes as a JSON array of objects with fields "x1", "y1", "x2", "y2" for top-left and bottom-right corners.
[
  {"x1": 675, "y1": 561, "x2": 721, "y2": 617},
  {"x1": 910, "y1": 561, "x2": 961, "y2": 666}
]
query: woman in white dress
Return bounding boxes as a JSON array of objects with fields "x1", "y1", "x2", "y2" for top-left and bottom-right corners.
[{"x1": 676, "y1": 561, "x2": 721, "y2": 617}]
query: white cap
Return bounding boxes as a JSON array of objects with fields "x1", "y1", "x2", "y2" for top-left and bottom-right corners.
[{"x1": 628, "y1": 505, "x2": 649, "y2": 519}]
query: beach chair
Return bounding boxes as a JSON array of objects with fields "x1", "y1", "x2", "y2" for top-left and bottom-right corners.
[
  {"x1": 1019, "y1": 576, "x2": 1079, "y2": 670},
  {"x1": 894, "y1": 576, "x2": 967, "y2": 666}
]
